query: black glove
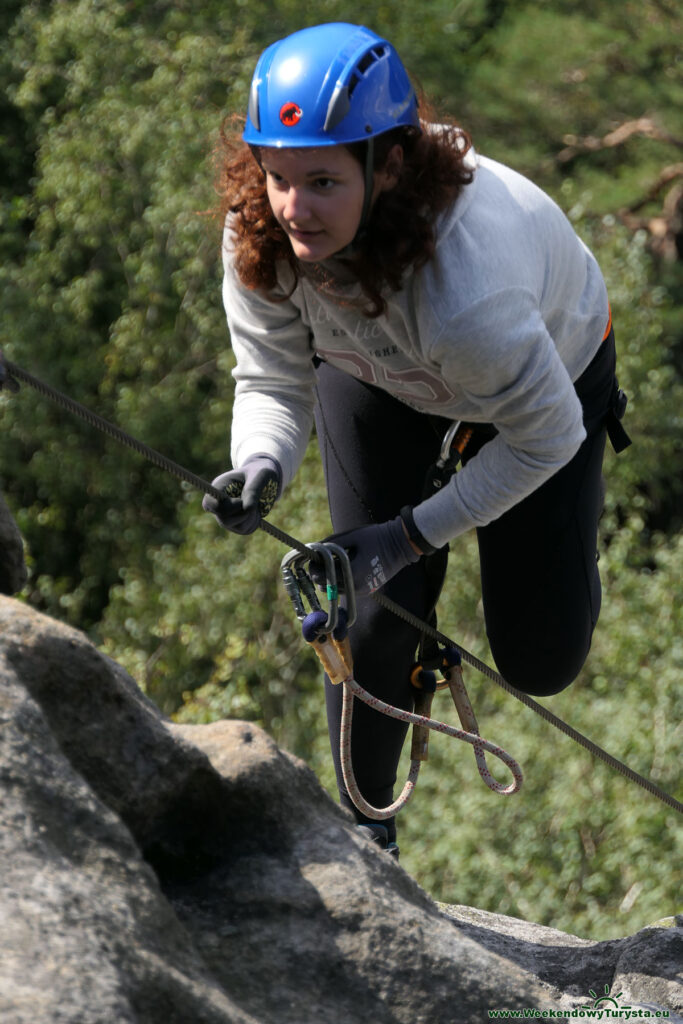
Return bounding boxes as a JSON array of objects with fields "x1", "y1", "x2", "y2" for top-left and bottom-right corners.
[
  {"x1": 202, "y1": 455, "x2": 282, "y2": 535},
  {"x1": 313, "y1": 516, "x2": 421, "y2": 594}
]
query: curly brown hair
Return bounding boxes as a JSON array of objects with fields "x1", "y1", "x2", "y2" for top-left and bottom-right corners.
[{"x1": 215, "y1": 113, "x2": 473, "y2": 317}]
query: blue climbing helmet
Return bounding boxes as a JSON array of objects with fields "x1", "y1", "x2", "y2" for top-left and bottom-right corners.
[{"x1": 243, "y1": 22, "x2": 420, "y2": 149}]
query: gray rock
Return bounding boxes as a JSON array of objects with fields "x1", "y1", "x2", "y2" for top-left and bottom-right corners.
[
  {"x1": 0, "y1": 493, "x2": 26, "y2": 595},
  {"x1": 440, "y1": 905, "x2": 682, "y2": 1018},
  {"x1": 0, "y1": 596, "x2": 680, "y2": 1024}
]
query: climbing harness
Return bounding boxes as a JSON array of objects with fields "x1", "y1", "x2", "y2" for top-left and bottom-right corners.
[
  {"x1": 0, "y1": 351, "x2": 680, "y2": 817},
  {"x1": 281, "y1": 543, "x2": 522, "y2": 819}
]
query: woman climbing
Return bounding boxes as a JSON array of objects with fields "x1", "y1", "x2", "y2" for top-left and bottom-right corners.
[{"x1": 203, "y1": 22, "x2": 630, "y2": 855}]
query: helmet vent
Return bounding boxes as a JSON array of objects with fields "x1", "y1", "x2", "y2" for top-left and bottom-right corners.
[
  {"x1": 348, "y1": 45, "x2": 387, "y2": 97},
  {"x1": 324, "y1": 43, "x2": 390, "y2": 132}
]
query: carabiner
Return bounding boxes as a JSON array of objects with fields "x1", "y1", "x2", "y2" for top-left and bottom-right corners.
[
  {"x1": 281, "y1": 540, "x2": 357, "y2": 639},
  {"x1": 322, "y1": 541, "x2": 357, "y2": 630},
  {"x1": 281, "y1": 543, "x2": 339, "y2": 637},
  {"x1": 437, "y1": 421, "x2": 462, "y2": 469},
  {"x1": 436, "y1": 420, "x2": 475, "y2": 476},
  {"x1": 281, "y1": 548, "x2": 317, "y2": 621},
  {"x1": 306, "y1": 542, "x2": 339, "y2": 636}
]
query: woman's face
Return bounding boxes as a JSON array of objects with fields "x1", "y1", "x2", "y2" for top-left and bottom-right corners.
[{"x1": 262, "y1": 144, "x2": 395, "y2": 261}]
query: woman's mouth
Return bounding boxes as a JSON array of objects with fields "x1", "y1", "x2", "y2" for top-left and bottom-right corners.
[{"x1": 289, "y1": 227, "x2": 323, "y2": 241}]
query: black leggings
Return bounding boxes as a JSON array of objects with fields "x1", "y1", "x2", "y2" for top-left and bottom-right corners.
[{"x1": 314, "y1": 332, "x2": 619, "y2": 838}]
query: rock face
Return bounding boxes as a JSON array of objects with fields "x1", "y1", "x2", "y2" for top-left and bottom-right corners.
[{"x1": 0, "y1": 594, "x2": 681, "y2": 1024}]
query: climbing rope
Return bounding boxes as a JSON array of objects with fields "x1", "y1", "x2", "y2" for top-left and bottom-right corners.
[
  {"x1": 1, "y1": 352, "x2": 681, "y2": 816},
  {"x1": 341, "y1": 676, "x2": 523, "y2": 818}
]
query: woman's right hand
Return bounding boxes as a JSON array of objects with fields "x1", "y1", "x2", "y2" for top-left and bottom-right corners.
[{"x1": 202, "y1": 455, "x2": 282, "y2": 534}]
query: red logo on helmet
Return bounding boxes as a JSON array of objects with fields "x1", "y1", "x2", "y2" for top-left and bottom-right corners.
[{"x1": 280, "y1": 102, "x2": 302, "y2": 127}]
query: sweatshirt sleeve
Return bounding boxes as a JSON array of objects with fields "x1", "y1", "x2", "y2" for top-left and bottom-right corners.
[
  {"x1": 222, "y1": 246, "x2": 316, "y2": 490},
  {"x1": 413, "y1": 288, "x2": 587, "y2": 547}
]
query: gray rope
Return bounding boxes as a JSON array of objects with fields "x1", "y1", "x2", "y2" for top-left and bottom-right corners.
[
  {"x1": 4, "y1": 356, "x2": 681, "y2": 816},
  {"x1": 5, "y1": 360, "x2": 224, "y2": 501}
]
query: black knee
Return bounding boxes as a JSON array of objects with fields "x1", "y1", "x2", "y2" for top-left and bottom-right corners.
[{"x1": 489, "y1": 636, "x2": 589, "y2": 697}]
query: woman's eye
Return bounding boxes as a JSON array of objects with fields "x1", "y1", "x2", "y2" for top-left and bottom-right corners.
[{"x1": 314, "y1": 177, "x2": 336, "y2": 190}]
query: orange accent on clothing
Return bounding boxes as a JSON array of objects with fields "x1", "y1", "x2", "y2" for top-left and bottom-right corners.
[{"x1": 602, "y1": 305, "x2": 612, "y2": 341}]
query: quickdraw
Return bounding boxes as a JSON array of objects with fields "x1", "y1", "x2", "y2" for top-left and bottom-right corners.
[{"x1": 281, "y1": 543, "x2": 523, "y2": 821}]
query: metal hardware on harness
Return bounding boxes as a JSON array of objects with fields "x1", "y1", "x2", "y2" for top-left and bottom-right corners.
[
  {"x1": 426, "y1": 420, "x2": 475, "y2": 494},
  {"x1": 281, "y1": 541, "x2": 356, "y2": 685},
  {"x1": 282, "y1": 543, "x2": 338, "y2": 635},
  {"x1": 281, "y1": 541, "x2": 356, "y2": 638},
  {"x1": 442, "y1": 420, "x2": 475, "y2": 465},
  {"x1": 437, "y1": 421, "x2": 462, "y2": 469}
]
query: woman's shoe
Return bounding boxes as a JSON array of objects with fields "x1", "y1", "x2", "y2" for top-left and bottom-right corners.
[{"x1": 357, "y1": 823, "x2": 400, "y2": 860}]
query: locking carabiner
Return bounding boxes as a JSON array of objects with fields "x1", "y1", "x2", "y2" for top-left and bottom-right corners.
[
  {"x1": 281, "y1": 541, "x2": 357, "y2": 685},
  {"x1": 280, "y1": 540, "x2": 356, "y2": 639},
  {"x1": 305, "y1": 542, "x2": 340, "y2": 636},
  {"x1": 321, "y1": 541, "x2": 357, "y2": 631}
]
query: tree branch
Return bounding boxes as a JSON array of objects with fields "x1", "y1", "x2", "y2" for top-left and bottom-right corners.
[
  {"x1": 617, "y1": 165, "x2": 683, "y2": 260},
  {"x1": 557, "y1": 118, "x2": 683, "y2": 164}
]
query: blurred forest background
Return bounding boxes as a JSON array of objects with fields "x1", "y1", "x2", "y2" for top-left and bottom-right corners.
[{"x1": 1, "y1": 0, "x2": 681, "y2": 939}]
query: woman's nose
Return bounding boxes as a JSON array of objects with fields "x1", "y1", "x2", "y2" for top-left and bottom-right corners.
[{"x1": 283, "y1": 186, "x2": 310, "y2": 222}]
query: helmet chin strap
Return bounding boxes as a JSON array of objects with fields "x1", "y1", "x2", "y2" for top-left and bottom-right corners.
[
  {"x1": 333, "y1": 137, "x2": 375, "y2": 259},
  {"x1": 359, "y1": 135, "x2": 376, "y2": 230}
]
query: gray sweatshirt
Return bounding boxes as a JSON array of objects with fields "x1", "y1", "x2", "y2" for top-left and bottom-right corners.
[{"x1": 222, "y1": 148, "x2": 610, "y2": 548}]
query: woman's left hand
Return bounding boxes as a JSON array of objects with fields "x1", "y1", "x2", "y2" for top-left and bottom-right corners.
[{"x1": 314, "y1": 516, "x2": 421, "y2": 594}]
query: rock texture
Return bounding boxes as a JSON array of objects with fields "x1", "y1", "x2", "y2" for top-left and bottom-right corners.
[
  {"x1": 0, "y1": 594, "x2": 681, "y2": 1024},
  {"x1": 440, "y1": 905, "x2": 682, "y2": 1018}
]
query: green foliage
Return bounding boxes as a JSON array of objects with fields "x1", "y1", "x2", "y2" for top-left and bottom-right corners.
[
  {"x1": 0, "y1": 0, "x2": 258, "y2": 623},
  {"x1": 0, "y1": 0, "x2": 680, "y2": 942},
  {"x1": 397, "y1": 528, "x2": 682, "y2": 938}
]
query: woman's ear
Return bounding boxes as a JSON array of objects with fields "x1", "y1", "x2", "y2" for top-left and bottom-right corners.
[{"x1": 376, "y1": 143, "x2": 404, "y2": 194}]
